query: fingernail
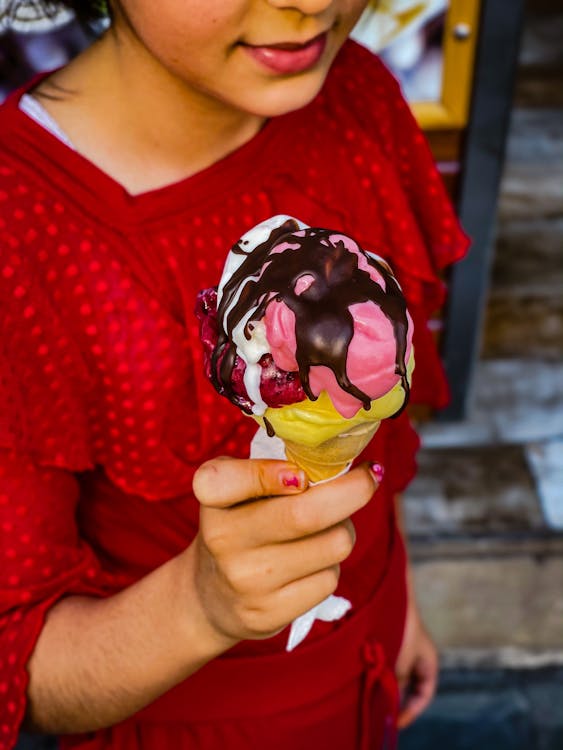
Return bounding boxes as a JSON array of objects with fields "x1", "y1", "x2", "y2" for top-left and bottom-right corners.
[
  {"x1": 369, "y1": 462, "x2": 385, "y2": 484},
  {"x1": 280, "y1": 470, "x2": 305, "y2": 489}
]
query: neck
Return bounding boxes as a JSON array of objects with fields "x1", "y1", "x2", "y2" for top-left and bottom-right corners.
[{"x1": 34, "y1": 29, "x2": 265, "y2": 195}]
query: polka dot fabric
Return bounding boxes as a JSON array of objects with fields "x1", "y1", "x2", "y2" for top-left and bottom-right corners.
[{"x1": 0, "y1": 41, "x2": 468, "y2": 749}]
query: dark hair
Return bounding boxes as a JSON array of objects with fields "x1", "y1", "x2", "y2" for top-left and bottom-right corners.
[{"x1": 1, "y1": 0, "x2": 109, "y2": 28}]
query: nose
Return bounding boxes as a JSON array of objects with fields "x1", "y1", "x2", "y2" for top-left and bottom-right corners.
[{"x1": 266, "y1": 0, "x2": 334, "y2": 14}]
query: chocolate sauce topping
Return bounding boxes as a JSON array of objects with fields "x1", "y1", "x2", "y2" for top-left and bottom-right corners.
[{"x1": 211, "y1": 222, "x2": 410, "y2": 416}]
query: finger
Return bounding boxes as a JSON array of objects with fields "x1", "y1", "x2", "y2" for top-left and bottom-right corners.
[
  {"x1": 193, "y1": 457, "x2": 307, "y2": 508},
  {"x1": 398, "y1": 661, "x2": 438, "y2": 729},
  {"x1": 240, "y1": 463, "x2": 376, "y2": 546},
  {"x1": 260, "y1": 565, "x2": 342, "y2": 633},
  {"x1": 397, "y1": 675, "x2": 408, "y2": 695},
  {"x1": 398, "y1": 692, "x2": 430, "y2": 730},
  {"x1": 225, "y1": 521, "x2": 356, "y2": 595}
]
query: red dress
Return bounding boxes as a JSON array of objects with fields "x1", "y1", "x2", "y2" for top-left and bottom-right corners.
[{"x1": 0, "y1": 41, "x2": 469, "y2": 750}]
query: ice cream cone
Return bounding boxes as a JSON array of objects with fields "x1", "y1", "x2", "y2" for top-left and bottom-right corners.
[{"x1": 283, "y1": 420, "x2": 381, "y2": 482}]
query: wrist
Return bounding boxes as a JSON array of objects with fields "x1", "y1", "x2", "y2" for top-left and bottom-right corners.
[
  {"x1": 404, "y1": 563, "x2": 421, "y2": 616},
  {"x1": 171, "y1": 544, "x2": 239, "y2": 664}
]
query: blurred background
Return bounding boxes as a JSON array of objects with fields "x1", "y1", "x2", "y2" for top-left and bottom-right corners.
[
  {"x1": 2, "y1": 0, "x2": 562, "y2": 748},
  {"x1": 399, "y1": 1, "x2": 563, "y2": 747}
]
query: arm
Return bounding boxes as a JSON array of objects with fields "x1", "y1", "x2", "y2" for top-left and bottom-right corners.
[
  {"x1": 25, "y1": 546, "x2": 233, "y2": 733},
  {"x1": 24, "y1": 457, "x2": 379, "y2": 734},
  {"x1": 394, "y1": 493, "x2": 439, "y2": 729}
]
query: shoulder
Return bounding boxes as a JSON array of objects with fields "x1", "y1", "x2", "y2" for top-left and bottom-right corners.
[
  {"x1": 0, "y1": 77, "x2": 60, "y2": 195},
  {"x1": 329, "y1": 39, "x2": 400, "y2": 90},
  {"x1": 0, "y1": 97, "x2": 43, "y2": 229},
  {"x1": 299, "y1": 39, "x2": 411, "y2": 160},
  {"x1": 0, "y1": 94, "x2": 23, "y2": 183},
  {"x1": 0, "y1": 86, "x2": 75, "y2": 262},
  {"x1": 0, "y1": 79, "x2": 32, "y2": 148},
  {"x1": 322, "y1": 40, "x2": 404, "y2": 118}
]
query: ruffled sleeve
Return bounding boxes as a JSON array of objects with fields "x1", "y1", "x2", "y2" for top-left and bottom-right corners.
[
  {"x1": 332, "y1": 44, "x2": 469, "y2": 408},
  {"x1": 0, "y1": 264, "x2": 116, "y2": 746},
  {"x1": 318, "y1": 43, "x2": 470, "y2": 494},
  {"x1": 0, "y1": 232, "x2": 94, "y2": 471},
  {"x1": 363, "y1": 50, "x2": 471, "y2": 408},
  {"x1": 0, "y1": 450, "x2": 119, "y2": 750},
  {"x1": 0, "y1": 226, "x2": 120, "y2": 749}
]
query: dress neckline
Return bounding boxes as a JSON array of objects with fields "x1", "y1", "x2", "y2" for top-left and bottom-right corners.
[{"x1": 1, "y1": 69, "x2": 300, "y2": 228}]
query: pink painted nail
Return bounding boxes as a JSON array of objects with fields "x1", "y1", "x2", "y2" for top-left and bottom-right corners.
[
  {"x1": 370, "y1": 462, "x2": 385, "y2": 484},
  {"x1": 280, "y1": 470, "x2": 305, "y2": 489}
]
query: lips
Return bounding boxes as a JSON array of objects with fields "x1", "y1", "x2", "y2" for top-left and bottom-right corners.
[{"x1": 242, "y1": 32, "x2": 328, "y2": 75}]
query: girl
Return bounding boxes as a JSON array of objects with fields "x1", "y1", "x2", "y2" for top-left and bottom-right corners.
[{"x1": 0, "y1": 1, "x2": 469, "y2": 748}]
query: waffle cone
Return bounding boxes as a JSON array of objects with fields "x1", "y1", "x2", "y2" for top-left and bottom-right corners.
[{"x1": 283, "y1": 421, "x2": 381, "y2": 483}]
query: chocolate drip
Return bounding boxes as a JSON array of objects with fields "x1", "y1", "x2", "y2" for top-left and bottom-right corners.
[
  {"x1": 211, "y1": 224, "x2": 410, "y2": 417},
  {"x1": 263, "y1": 415, "x2": 275, "y2": 438}
]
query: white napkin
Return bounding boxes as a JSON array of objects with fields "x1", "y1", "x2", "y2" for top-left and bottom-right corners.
[{"x1": 250, "y1": 427, "x2": 352, "y2": 651}]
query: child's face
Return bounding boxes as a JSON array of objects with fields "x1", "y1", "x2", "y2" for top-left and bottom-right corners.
[{"x1": 111, "y1": 0, "x2": 368, "y2": 118}]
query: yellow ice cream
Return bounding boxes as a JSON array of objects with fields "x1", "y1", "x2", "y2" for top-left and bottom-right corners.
[{"x1": 253, "y1": 351, "x2": 414, "y2": 449}]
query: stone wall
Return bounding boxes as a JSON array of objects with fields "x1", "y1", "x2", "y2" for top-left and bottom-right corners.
[{"x1": 482, "y1": 1, "x2": 563, "y2": 361}]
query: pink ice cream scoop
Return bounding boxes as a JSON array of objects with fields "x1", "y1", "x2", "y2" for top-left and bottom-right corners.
[
  {"x1": 195, "y1": 215, "x2": 413, "y2": 420},
  {"x1": 262, "y1": 231, "x2": 413, "y2": 418}
]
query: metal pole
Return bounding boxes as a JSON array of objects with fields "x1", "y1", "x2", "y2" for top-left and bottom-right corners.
[{"x1": 439, "y1": 0, "x2": 526, "y2": 421}]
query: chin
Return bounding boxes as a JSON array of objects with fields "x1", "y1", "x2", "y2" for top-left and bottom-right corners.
[{"x1": 241, "y1": 71, "x2": 329, "y2": 118}]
